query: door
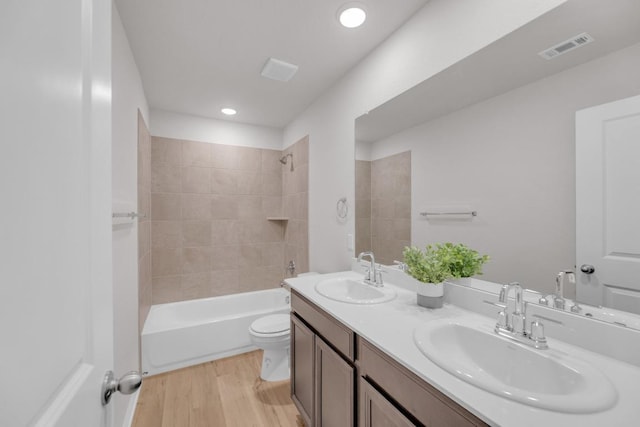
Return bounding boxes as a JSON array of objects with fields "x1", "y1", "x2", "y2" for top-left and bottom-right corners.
[
  {"x1": 291, "y1": 315, "x2": 315, "y2": 427},
  {"x1": 0, "y1": 0, "x2": 114, "y2": 426},
  {"x1": 315, "y1": 338, "x2": 354, "y2": 427},
  {"x1": 359, "y1": 378, "x2": 415, "y2": 427},
  {"x1": 576, "y1": 95, "x2": 640, "y2": 314}
]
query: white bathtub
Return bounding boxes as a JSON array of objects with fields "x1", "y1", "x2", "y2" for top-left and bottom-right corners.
[{"x1": 141, "y1": 288, "x2": 290, "y2": 376}]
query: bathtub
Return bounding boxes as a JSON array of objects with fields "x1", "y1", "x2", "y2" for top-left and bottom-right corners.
[{"x1": 141, "y1": 288, "x2": 290, "y2": 376}]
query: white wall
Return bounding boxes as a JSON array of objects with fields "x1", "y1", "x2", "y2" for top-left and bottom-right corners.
[
  {"x1": 283, "y1": 0, "x2": 565, "y2": 274},
  {"x1": 150, "y1": 109, "x2": 283, "y2": 150},
  {"x1": 112, "y1": 4, "x2": 149, "y2": 426},
  {"x1": 369, "y1": 43, "x2": 640, "y2": 295}
]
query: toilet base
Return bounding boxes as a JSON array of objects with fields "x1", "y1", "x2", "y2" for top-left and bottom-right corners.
[{"x1": 260, "y1": 347, "x2": 290, "y2": 382}]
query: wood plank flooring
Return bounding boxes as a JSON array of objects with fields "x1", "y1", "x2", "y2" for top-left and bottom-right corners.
[{"x1": 132, "y1": 351, "x2": 301, "y2": 427}]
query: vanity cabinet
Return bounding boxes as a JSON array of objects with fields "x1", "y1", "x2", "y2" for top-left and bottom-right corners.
[
  {"x1": 291, "y1": 289, "x2": 486, "y2": 427},
  {"x1": 291, "y1": 291, "x2": 355, "y2": 427}
]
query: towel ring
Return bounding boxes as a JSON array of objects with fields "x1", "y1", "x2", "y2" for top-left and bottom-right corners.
[{"x1": 336, "y1": 197, "x2": 348, "y2": 219}]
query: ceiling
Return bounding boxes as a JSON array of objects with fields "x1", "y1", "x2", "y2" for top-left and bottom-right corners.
[
  {"x1": 115, "y1": 0, "x2": 430, "y2": 128},
  {"x1": 356, "y1": 0, "x2": 640, "y2": 143}
]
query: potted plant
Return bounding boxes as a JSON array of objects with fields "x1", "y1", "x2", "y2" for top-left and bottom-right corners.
[
  {"x1": 403, "y1": 246, "x2": 452, "y2": 308},
  {"x1": 433, "y1": 243, "x2": 489, "y2": 285}
]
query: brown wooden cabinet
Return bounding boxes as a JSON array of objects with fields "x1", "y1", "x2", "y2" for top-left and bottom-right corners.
[
  {"x1": 291, "y1": 291, "x2": 355, "y2": 427},
  {"x1": 291, "y1": 314, "x2": 315, "y2": 427},
  {"x1": 290, "y1": 289, "x2": 487, "y2": 427},
  {"x1": 360, "y1": 378, "x2": 415, "y2": 427}
]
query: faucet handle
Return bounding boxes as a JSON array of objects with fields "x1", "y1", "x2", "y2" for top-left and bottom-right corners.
[{"x1": 530, "y1": 320, "x2": 548, "y2": 348}]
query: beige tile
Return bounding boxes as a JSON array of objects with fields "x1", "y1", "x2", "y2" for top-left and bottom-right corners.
[
  {"x1": 393, "y1": 219, "x2": 411, "y2": 241},
  {"x1": 300, "y1": 193, "x2": 308, "y2": 221},
  {"x1": 182, "y1": 166, "x2": 211, "y2": 193},
  {"x1": 152, "y1": 275, "x2": 182, "y2": 304},
  {"x1": 238, "y1": 220, "x2": 264, "y2": 244},
  {"x1": 152, "y1": 221, "x2": 182, "y2": 248},
  {"x1": 263, "y1": 220, "x2": 284, "y2": 242},
  {"x1": 394, "y1": 196, "x2": 411, "y2": 219},
  {"x1": 377, "y1": 198, "x2": 395, "y2": 219},
  {"x1": 151, "y1": 161, "x2": 182, "y2": 193},
  {"x1": 356, "y1": 218, "x2": 371, "y2": 238},
  {"x1": 151, "y1": 137, "x2": 182, "y2": 166},
  {"x1": 182, "y1": 247, "x2": 212, "y2": 274},
  {"x1": 181, "y1": 272, "x2": 211, "y2": 300},
  {"x1": 210, "y1": 270, "x2": 240, "y2": 296},
  {"x1": 355, "y1": 199, "x2": 371, "y2": 219},
  {"x1": 262, "y1": 196, "x2": 283, "y2": 217},
  {"x1": 394, "y1": 174, "x2": 411, "y2": 196},
  {"x1": 182, "y1": 140, "x2": 212, "y2": 167},
  {"x1": 211, "y1": 169, "x2": 237, "y2": 194},
  {"x1": 182, "y1": 194, "x2": 212, "y2": 220},
  {"x1": 261, "y1": 149, "x2": 282, "y2": 172},
  {"x1": 182, "y1": 221, "x2": 211, "y2": 247},
  {"x1": 139, "y1": 252, "x2": 152, "y2": 295},
  {"x1": 295, "y1": 164, "x2": 308, "y2": 193},
  {"x1": 261, "y1": 171, "x2": 282, "y2": 196},
  {"x1": 211, "y1": 143, "x2": 237, "y2": 169},
  {"x1": 151, "y1": 193, "x2": 181, "y2": 220},
  {"x1": 137, "y1": 188, "x2": 151, "y2": 222},
  {"x1": 238, "y1": 267, "x2": 265, "y2": 292},
  {"x1": 211, "y1": 195, "x2": 238, "y2": 219},
  {"x1": 238, "y1": 244, "x2": 263, "y2": 268},
  {"x1": 236, "y1": 196, "x2": 262, "y2": 219},
  {"x1": 211, "y1": 220, "x2": 240, "y2": 245},
  {"x1": 236, "y1": 171, "x2": 262, "y2": 195},
  {"x1": 152, "y1": 248, "x2": 182, "y2": 277},
  {"x1": 211, "y1": 245, "x2": 239, "y2": 270},
  {"x1": 138, "y1": 220, "x2": 150, "y2": 259},
  {"x1": 262, "y1": 242, "x2": 284, "y2": 267},
  {"x1": 235, "y1": 146, "x2": 262, "y2": 171}
]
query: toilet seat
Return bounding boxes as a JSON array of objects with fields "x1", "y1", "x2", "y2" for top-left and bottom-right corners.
[{"x1": 250, "y1": 314, "x2": 290, "y2": 337}]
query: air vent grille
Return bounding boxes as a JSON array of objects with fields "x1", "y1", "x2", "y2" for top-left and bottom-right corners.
[{"x1": 538, "y1": 33, "x2": 594, "y2": 60}]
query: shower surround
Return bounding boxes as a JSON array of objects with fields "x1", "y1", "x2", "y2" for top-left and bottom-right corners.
[{"x1": 148, "y1": 135, "x2": 308, "y2": 304}]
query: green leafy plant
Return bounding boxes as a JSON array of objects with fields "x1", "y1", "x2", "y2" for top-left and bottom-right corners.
[
  {"x1": 403, "y1": 243, "x2": 490, "y2": 284},
  {"x1": 402, "y1": 246, "x2": 452, "y2": 284},
  {"x1": 433, "y1": 243, "x2": 489, "y2": 278}
]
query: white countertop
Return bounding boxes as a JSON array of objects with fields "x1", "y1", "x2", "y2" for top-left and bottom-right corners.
[{"x1": 286, "y1": 270, "x2": 640, "y2": 427}]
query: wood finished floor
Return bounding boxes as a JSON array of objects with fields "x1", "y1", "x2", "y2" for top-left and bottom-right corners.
[{"x1": 132, "y1": 351, "x2": 301, "y2": 427}]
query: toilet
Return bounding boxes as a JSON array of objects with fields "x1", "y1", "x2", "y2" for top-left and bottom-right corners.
[{"x1": 249, "y1": 313, "x2": 291, "y2": 381}]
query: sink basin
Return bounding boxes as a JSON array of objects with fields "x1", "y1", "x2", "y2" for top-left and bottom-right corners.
[
  {"x1": 315, "y1": 277, "x2": 396, "y2": 304},
  {"x1": 413, "y1": 319, "x2": 617, "y2": 413}
]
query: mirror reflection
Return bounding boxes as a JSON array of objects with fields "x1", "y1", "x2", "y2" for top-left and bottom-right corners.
[{"x1": 354, "y1": 2, "x2": 640, "y2": 318}]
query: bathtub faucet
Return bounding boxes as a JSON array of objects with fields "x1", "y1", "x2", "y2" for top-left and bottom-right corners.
[{"x1": 357, "y1": 251, "x2": 383, "y2": 287}]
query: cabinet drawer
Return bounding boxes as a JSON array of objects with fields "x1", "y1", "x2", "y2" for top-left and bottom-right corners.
[
  {"x1": 292, "y1": 290, "x2": 354, "y2": 361},
  {"x1": 358, "y1": 338, "x2": 487, "y2": 427}
]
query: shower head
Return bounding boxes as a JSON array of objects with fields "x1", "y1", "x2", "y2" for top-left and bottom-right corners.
[{"x1": 279, "y1": 153, "x2": 294, "y2": 171}]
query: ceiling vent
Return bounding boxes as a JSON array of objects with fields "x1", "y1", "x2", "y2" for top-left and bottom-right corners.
[
  {"x1": 261, "y1": 57, "x2": 299, "y2": 82},
  {"x1": 538, "y1": 32, "x2": 594, "y2": 60}
]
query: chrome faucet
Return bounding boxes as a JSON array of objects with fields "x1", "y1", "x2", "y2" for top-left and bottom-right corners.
[
  {"x1": 357, "y1": 251, "x2": 383, "y2": 287},
  {"x1": 554, "y1": 270, "x2": 575, "y2": 310},
  {"x1": 494, "y1": 281, "x2": 548, "y2": 350}
]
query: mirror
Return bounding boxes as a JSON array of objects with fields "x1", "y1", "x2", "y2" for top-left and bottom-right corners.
[{"x1": 354, "y1": 0, "x2": 640, "y2": 318}]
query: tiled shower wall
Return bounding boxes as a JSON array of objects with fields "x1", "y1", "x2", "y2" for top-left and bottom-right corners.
[
  {"x1": 148, "y1": 136, "x2": 308, "y2": 304},
  {"x1": 355, "y1": 151, "x2": 411, "y2": 266},
  {"x1": 283, "y1": 136, "x2": 309, "y2": 275},
  {"x1": 355, "y1": 160, "x2": 372, "y2": 256},
  {"x1": 137, "y1": 111, "x2": 152, "y2": 333}
]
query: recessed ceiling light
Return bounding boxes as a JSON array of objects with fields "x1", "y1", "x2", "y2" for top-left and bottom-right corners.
[
  {"x1": 338, "y1": 4, "x2": 366, "y2": 28},
  {"x1": 221, "y1": 108, "x2": 237, "y2": 116}
]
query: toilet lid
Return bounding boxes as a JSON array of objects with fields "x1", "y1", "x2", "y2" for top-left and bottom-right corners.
[{"x1": 250, "y1": 314, "x2": 290, "y2": 334}]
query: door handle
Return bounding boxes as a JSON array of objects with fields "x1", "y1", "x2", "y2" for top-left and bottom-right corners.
[
  {"x1": 580, "y1": 264, "x2": 595, "y2": 274},
  {"x1": 101, "y1": 370, "x2": 142, "y2": 405}
]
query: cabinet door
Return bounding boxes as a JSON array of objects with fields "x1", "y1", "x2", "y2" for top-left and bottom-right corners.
[
  {"x1": 360, "y1": 379, "x2": 415, "y2": 427},
  {"x1": 315, "y1": 338, "x2": 355, "y2": 427},
  {"x1": 291, "y1": 314, "x2": 315, "y2": 427}
]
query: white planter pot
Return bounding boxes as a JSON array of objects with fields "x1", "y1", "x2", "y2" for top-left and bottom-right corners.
[{"x1": 416, "y1": 281, "x2": 444, "y2": 309}]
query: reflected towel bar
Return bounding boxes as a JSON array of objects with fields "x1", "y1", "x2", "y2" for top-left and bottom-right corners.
[
  {"x1": 112, "y1": 212, "x2": 146, "y2": 219},
  {"x1": 420, "y1": 211, "x2": 477, "y2": 217}
]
